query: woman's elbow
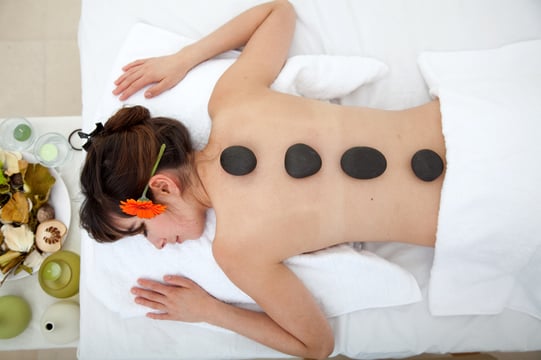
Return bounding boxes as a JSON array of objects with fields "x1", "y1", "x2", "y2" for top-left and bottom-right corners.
[{"x1": 306, "y1": 332, "x2": 334, "y2": 359}]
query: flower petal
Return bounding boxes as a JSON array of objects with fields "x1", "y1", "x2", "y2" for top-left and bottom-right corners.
[{"x1": 120, "y1": 199, "x2": 166, "y2": 219}]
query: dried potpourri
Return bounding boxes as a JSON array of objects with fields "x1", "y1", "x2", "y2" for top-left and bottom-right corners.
[{"x1": 0, "y1": 149, "x2": 66, "y2": 285}]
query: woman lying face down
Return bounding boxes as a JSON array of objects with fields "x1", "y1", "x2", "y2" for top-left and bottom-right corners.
[{"x1": 80, "y1": 1, "x2": 446, "y2": 358}]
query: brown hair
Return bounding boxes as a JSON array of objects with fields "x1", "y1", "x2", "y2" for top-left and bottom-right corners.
[{"x1": 80, "y1": 105, "x2": 194, "y2": 242}]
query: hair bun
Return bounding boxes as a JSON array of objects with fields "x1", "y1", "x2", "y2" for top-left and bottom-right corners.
[{"x1": 106, "y1": 105, "x2": 151, "y2": 132}]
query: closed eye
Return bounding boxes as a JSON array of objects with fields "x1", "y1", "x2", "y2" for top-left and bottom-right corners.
[{"x1": 121, "y1": 221, "x2": 146, "y2": 238}]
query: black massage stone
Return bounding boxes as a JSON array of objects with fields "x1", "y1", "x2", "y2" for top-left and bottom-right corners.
[
  {"x1": 284, "y1": 143, "x2": 322, "y2": 179},
  {"x1": 341, "y1": 146, "x2": 387, "y2": 179},
  {"x1": 220, "y1": 146, "x2": 257, "y2": 176},
  {"x1": 411, "y1": 149, "x2": 444, "y2": 181}
]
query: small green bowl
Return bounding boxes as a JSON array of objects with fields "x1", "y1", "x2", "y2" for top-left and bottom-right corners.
[
  {"x1": 0, "y1": 295, "x2": 32, "y2": 339},
  {"x1": 38, "y1": 250, "x2": 80, "y2": 298}
]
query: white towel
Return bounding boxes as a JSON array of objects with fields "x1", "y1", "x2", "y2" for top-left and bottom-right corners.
[
  {"x1": 93, "y1": 23, "x2": 388, "y2": 149},
  {"x1": 418, "y1": 40, "x2": 541, "y2": 319},
  {"x1": 83, "y1": 210, "x2": 422, "y2": 320}
]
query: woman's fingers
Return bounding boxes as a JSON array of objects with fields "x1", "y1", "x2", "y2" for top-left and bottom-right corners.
[
  {"x1": 131, "y1": 285, "x2": 169, "y2": 313},
  {"x1": 145, "y1": 80, "x2": 172, "y2": 98},
  {"x1": 113, "y1": 71, "x2": 144, "y2": 96},
  {"x1": 136, "y1": 278, "x2": 171, "y2": 292},
  {"x1": 134, "y1": 295, "x2": 166, "y2": 311},
  {"x1": 118, "y1": 78, "x2": 149, "y2": 101},
  {"x1": 113, "y1": 60, "x2": 160, "y2": 99},
  {"x1": 114, "y1": 59, "x2": 147, "y2": 86},
  {"x1": 113, "y1": 55, "x2": 187, "y2": 100},
  {"x1": 113, "y1": 69, "x2": 132, "y2": 86},
  {"x1": 121, "y1": 58, "x2": 149, "y2": 72},
  {"x1": 132, "y1": 279, "x2": 180, "y2": 319},
  {"x1": 132, "y1": 285, "x2": 164, "y2": 300},
  {"x1": 132, "y1": 277, "x2": 216, "y2": 322},
  {"x1": 146, "y1": 312, "x2": 174, "y2": 320},
  {"x1": 163, "y1": 275, "x2": 195, "y2": 288}
]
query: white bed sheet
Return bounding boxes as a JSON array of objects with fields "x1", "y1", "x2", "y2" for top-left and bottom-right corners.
[{"x1": 77, "y1": 0, "x2": 541, "y2": 359}]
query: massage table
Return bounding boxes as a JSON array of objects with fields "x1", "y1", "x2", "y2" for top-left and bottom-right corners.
[{"x1": 77, "y1": 0, "x2": 541, "y2": 358}]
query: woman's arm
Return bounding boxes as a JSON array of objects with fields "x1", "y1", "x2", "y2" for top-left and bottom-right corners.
[
  {"x1": 208, "y1": 0, "x2": 295, "y2": 116},
  {"x1": 113, "y1": 1, "x2": 294, "y2": 101},
  {"x1": 212, "y1": 240, "x2": 335, "y2": 359},
  {"x1": 133, "y1": 275, "x2": 334, "y2": 359}
]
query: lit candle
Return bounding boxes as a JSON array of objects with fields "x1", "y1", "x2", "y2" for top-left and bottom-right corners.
[
  {"x1": 39, "y1": 143, "x2": 59, "y2": 162},
  {"x1": 41, "y1": 261, "x2": 62, "y2": 281},
  {"x1": 13, "y1": 124, "x2": 32, "y2": 142}
]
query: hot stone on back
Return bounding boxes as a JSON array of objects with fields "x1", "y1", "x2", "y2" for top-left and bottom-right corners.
[
  {"x1": 411, "y1": 149, "x2": 444, "y2": 181},
  {"x1": 284, "y1": 143, "x2": 322, "y2": 179},
  {"x1": 341, "y1": 146, "x2": 387, "y2": 179},
  {"x1": 220, "y1": 146, "x2": 257, "y2": 176}
]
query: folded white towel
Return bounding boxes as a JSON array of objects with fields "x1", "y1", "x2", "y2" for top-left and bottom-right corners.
[
  {"x1": 93, "y1": 23, "x2": 388, "y2": 149},
  {"x1": 83, "y1": 210, "x2": 422, "y2": 320},
  {"x1": 418, "y1": 40, "x2": 541, "y2": 319}
]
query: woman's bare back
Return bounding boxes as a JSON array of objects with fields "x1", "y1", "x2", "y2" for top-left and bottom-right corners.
[{"x1": 198, "y1": 91, "x2": 445, "y2": 262}]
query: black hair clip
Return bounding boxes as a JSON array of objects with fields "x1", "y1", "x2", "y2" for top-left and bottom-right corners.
[{"x1": 72, "y1": 123, "x2": 105, "y2": 151}]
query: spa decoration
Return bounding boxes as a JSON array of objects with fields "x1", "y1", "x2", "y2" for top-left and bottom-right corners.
[
  {"x1": 220, "y1": 145, "x2": 257, "y2": 176},
  {"x1": 0, "y1": 295, "x2": 32, "y2": 339},
  {"x1": 0, "y1": 149, "x2": 66, "y2": 285},
  {"x1": 0, "y1": 118, "x2": 36, "y2": 151},
  {"x1": 341, "y1": 146, "x2": 387, "y2": 180},
  {"x1": 120, "y1": 144, "x2": 167, "y2": 219},
  {"x1": 285, "y1": 143, "x2": 322, "y2": 179},
  {"x1": 33, "y1": 132, "x2": 72, "y2": 168},
  {"x1": 40, "y1": 300, "x2": 80, "y2": 344},
  {"x1": 38, "y1": 250, "x2": 80, "y2": 298},
  {"x1": 411, "y1": 149, "x2": 444, "y2": 181},
  {"x1": 35, "y1": 219, "x2": 67, "y2": 253}
]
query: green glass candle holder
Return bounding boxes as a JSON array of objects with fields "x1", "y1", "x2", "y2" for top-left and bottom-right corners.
[
  {"x1": 38, "y1": 250, "x2": 80, "y2": 298},
  {"x1": 32, "y1": 132, "x2": 72, "y2": 168},
  {"x1": 0, "y1": 117, "x2": 36, "y2": 151}
]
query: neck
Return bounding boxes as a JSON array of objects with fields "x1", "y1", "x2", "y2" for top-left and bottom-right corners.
[{"x1": 188, "y1": 153, "x2": 212, "y2": 210}]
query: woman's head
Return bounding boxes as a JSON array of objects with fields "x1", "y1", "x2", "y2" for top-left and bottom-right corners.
[{"x1": 80, "y1": 105, "x2": 194, "y2": 243}]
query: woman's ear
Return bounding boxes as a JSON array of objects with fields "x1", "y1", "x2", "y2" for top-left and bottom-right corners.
[{"x1": 148, "y1": 174, "x2": 181, "y2": 198}]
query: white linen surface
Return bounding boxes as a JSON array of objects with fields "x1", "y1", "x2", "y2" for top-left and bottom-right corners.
[
  {"x1": 418, "y1": 40, "x2": 541, "y2": 319},
  {"x1": 85, "y1": 210, "x2": 422, "y2": 322},
  {"x1": 95, "y1": 23, "x2": 388, "y2": 149},
  {"x1": 78, "y1": 0, "x2": 541, "y2": 358}
]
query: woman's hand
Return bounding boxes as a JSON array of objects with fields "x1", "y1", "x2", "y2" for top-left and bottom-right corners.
[
  {"x1": 131, "y1": 275, "x2": 217, "y2": 322},
  {"x1": 113, "y1": 52, "x2": 191, "y2": 101}
]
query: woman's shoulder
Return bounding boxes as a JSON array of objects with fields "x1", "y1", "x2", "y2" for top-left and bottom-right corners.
[{"x1": 208, "y1": 82, "x2": 273, "y2": 121}]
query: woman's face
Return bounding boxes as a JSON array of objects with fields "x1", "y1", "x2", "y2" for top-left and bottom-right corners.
[{"x1": 114, "y1": 207, "x2": 207, "y2": 249}]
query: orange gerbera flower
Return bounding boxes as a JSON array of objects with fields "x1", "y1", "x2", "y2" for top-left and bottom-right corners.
[
  {"x1": 120, "y1": 198, "x2": 166, "y2": 219},
  {"x1": 119, "y1": 144, "x2": 167, "y2": 219}
]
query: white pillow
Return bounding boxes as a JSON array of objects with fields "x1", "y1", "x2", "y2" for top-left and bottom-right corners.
[
  {"x1": 418, "y1": 39, "x2": 541, "y2": 319},
  {"x1": 94, "y1": 22, "x2": 388, "y2": 149}
]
